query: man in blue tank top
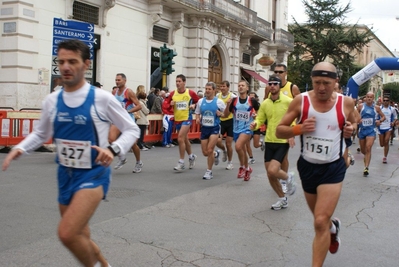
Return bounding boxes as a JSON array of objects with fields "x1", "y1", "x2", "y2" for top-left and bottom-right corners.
[
  {"x1": 195, "y1": 82, "x2": 226, "y2": 179},
  {"x1": 2, "y1": 39, "x2": 139, "y2": 267},
  {"x1": 357, "y1": 91, "x2": 385, "y2": 176}
]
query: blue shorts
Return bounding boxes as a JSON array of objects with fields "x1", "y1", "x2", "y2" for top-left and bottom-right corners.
[
  {"x1": 200, "y1": 125, "x2": 220, "y2": 140},
  {"x1": 57, "y1": 165, "x2": 111, "y2": 205},
  {"x1": 378, "y1": 128, "x2": 391, "y2": 135},
  {"x1": 297, "y1": 156, "x2": 346, "y2": 194},
  {"x1": 358, "y1": 127, "x2": 376, "y2": 139},
  {"x1": 175, "y1": 120, "x2": 191, "y2": 131},
  {"x1": 233, "y1": 130, "x2": 253, "y2": 142}
]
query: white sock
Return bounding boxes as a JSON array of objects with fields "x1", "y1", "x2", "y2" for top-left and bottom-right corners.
[{"x1": 179, "y1": 159, "x2": 184, "y2": 163}]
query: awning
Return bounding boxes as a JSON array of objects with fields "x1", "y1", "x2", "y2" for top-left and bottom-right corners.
[{"x1": 241, "y1": 68, "x2": 268, "y2": 84}]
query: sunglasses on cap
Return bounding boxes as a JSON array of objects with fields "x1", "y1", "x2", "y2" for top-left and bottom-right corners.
[
  {"x1": 268, "y1": 82, "x2": 280, "y2": 86},
  {"x1": 274, "y1": 71, "x2": 285, "y2": 74}
]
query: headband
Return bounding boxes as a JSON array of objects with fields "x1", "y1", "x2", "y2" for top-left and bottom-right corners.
[{"x1": 311, "y1": 70, "x2": 337, "y2": 79}]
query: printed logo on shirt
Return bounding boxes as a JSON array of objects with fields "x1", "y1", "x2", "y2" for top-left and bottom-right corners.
[
  {"x1": 57, "y1": 112, "x2": 73, "y2": 122},
  {"x1": 74, "y1": 114, "x2": 87, "y2": 125}
]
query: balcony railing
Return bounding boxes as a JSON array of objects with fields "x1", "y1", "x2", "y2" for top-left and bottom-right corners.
[
  {"x1": 173, "y1": 0, "x2": 257, "y2": 31},
  {"x1": 274, "y1": 28, "x2": 294, "y2": 50},
  {"x1": 256, "y1": 17, "x2": 273, "y2": 40}
]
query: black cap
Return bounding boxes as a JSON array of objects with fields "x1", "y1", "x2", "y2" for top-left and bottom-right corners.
[{"x1": 268, "y1": 76, "x2": 281, "y2": 83}]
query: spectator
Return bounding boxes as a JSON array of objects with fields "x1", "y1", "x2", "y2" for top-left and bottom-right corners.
[
  {"x1": 147, "y1": 87, "x2": 156, "y2": 110},
  {"x1": 162, "y1": 86, "x2": 169, "y2": 93},
  {"x1": 151, "y1": 89, "x2": 163, "y2": 114},
  {"x1": 136, "y1": 91, "x2": 150, "y2": 151},
  {"x1": 197, "y1": 90, "x2": 204, "y2": 99},
  {"x1": 93, "y1": 81, "x2": 103, "y2": 88},
  {"x1": 136, "y1": 85, "x2": 145, "y2": 95},
  {"x1": 162, "y1": 93, "x2": 175, "y2": 147}
]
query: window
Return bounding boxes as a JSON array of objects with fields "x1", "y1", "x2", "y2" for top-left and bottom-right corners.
[
  {"x1": 242, "y1": 53, "x2": 251, "y2": 64},
  {"x1": 153, "y1": 25, "x2": 169, "y2": 43},
  {"x1": 73, "y1": 1, "x2": 99, "y2": 25}
]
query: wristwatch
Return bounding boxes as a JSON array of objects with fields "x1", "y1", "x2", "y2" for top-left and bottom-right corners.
[{"x1": 107, "y1": 144, "x2": 121, "y2": 156}]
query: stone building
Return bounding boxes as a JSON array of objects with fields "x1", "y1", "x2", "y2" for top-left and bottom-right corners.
[{"x1": 0, "y1": 0, "x2": 294, "y2": 110}]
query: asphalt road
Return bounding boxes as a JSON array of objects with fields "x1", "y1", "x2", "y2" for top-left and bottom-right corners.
[{"x1": 0, "y1": 139, "x2": 398, "y2": 266}]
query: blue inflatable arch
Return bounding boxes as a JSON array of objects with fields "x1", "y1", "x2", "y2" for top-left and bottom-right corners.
[{"x1": 347, "y1": 57, "x2": 399, "y2": 99}]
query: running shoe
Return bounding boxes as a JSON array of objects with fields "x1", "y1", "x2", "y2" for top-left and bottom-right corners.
[
  {"x1": 114, "y1": 158, "x2": 127, "y2": 170},
  {"x1": 348, "y1": 152, "x2": 355, "y2": 166},
  {"x1": 226, "y1": 163, "x2": 234, "y2": 170},
  {"x1": 286, "y1": 172, "x2": 296, "y2": 195},
  {"x1": 329, "y1": 218, "x2": 341, "y2": 254},
  {"x1": 132, "y1": 162, "x2": 143, "y2": 173},
  {"x1": 244, "y1": 167, "x2": 252, "y2": 181},
  {"x1": 237, "y1": 166, "x2": 246, "y2": 178},
  {"x1": 174, "y1": 162, "x2": 185, "y2": 171},
  {"x1": 214, "y1": 150, "x2": 220, "y2": 166},
  {"x1": 280, "y1": 180, "x2": 287, "y2": 194},
  {"x1": 383, "y1": 157, "x2": 387, "y2": 164},
  {"x1": 222, "y1": 150, "x2": 227, "y2": 162},
  {"x1": 189, "y1": 154, "x2": 197, "y2": 169},
  {"x1": 141, "y1": 147, "x2": 148, "y2": 151},
  {"x1": 271, "y1": 197, "x2": 288, "y2": 210},
  {"x1": 248, "y1": 158, "x2": 256, "y2": 164},
  {"x1": 357, "y1": 147, "x2": 361, "y2": 154},
  {"x1": 203, "y1": 170, "x2": 213, "y2": 180},
  {"x1": 363, "y1": 167, "x2": 369, "y2": 176}
]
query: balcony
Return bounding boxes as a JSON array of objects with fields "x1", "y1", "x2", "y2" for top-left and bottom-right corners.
[
  {"x1": 274, "y1": 28, "x2": 294, "y2": 51},
  {"x1": 171, "y1": 0, "x2": 271, "y2": 41}
]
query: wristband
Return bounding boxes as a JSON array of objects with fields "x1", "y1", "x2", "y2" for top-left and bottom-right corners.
[{"x1": 292, "y1": 124, "x2": 302, "y2": 136}]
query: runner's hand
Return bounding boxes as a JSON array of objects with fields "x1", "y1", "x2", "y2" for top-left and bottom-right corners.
[
  {"x1": 2, "y1": 148, "x2": 24, "y2": 171},
  {"x1": 92, "y1": 145, "x2": 114, "y2": 167}
]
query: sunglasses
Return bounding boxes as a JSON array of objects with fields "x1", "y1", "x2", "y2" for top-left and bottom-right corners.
[
  {"x1": 268, "y1": 82, "x2": 280, "y2": 86},
  {"x1": 383, "y1": 99, "x2": 389, "y2": 102},
  {"x1": 274, "y1": 71, "x2": 285, "y2": 74}
]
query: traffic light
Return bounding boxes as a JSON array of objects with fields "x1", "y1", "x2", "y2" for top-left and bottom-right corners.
[
  {"x1": 159, "y1": 44, "x2": 177, "y2": 75},
  {"x1": 159, "y1": 44, "x2": 169, "y2": 71},
  {"x1": 166, "y1": 49, "x2": 177, "y2": 75}
]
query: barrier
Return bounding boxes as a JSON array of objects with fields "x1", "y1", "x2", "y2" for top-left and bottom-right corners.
[{"x1": 0, "y1": 111, "x2": 201, "y2": 149}]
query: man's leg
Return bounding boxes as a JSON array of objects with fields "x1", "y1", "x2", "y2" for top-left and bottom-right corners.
[
  {"x1": 178, "y1": 125, "x2": 191, "y2": 160},
  {"x1": 304, "y1": 183, "x2": 342, "y2": 267},
  {"x1": 206, "y1": 134, "x2": 219, "y2": 170},
  {"x1": 225, "y1": 136, "x2": 234, "y2": 162},
  {"x1": 364, "y1": 136, "x2": 375, "y2": 168},
  {"x1": 383, "y1": 131, "x2": 391, "y2": 158},
  {"x1": 235, "y1": 134, "x2": 251, "y2": 168},
  {"x1": 265, "y1": 160, "x2": 285, "y2": 197},
  {"x1": 81, "y1": 226, "x2": 108, "y2": 267},
  {"x1": 58, "y1": 187, "x2": 105, "y2": 267}
]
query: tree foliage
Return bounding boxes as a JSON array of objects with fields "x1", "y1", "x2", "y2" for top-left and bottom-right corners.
[
  {"x1": 287, "y1": 0, "x2": 374, "y2": 92},
  {"x1": 382, "y1": 82, "x2": 399, "y2": 102}
]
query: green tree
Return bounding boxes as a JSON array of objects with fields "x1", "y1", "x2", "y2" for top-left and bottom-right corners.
[
  {"x1": 382, "y1": 82, "x2": 399, "y2": 103},
  {"x1": 288, "y1": 0, "x2": 373, "y2": 92}
]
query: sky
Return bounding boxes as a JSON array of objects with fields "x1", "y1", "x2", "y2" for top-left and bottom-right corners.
[{"x1": 288, "y1": 0, "x2": 399, "y2": 53}]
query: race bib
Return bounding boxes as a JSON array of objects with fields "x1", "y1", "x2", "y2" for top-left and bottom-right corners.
[
  {"x1": 56, "y1": 139, "x2": 92, "y2": 169},
  {"x1": 236, "y1": 110, "x2": 250, "y2": 122},
  {"x1": 176, "y1": 101, "x2": 188, "y2": 110},
  {"x1": 202, "y1": 115, "x2": 214, "y2": 127},
  {"x1": 362, "y1": 118, "x2": 373, "y2": 126},
  {"x1": 303, "y1": 136, "x2": 333, "y2": 161}
]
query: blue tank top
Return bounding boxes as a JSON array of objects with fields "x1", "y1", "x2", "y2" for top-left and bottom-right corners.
[
  {"x1": 53, "y1": 86, "x2": 102, "y2": 170},
  {"x1": 360, "y1": 104, "x2": 376, "y2": 131},
  {"x1": 115, "y1": 88, "x2": 135, "y2": 121},
  {"x1": 232, "y1": 97, "x2": 254, "y2": 133},
  {"x1": 200, "y1": 98, "x2": 220, "y2": 127}
]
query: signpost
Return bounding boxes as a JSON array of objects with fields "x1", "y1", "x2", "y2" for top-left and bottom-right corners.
[{"x1": 52, "y1": 18, "x2": 96, "y2": 79}]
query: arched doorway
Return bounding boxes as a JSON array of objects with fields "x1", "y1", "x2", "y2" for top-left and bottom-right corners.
[{"x1": 208, "y1": 47, "x2": 223, "y2": 91}]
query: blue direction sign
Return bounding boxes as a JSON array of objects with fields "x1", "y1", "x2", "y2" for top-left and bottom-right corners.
[{"x1": 52, "y1": 18, "x2": 95, "y2": 60}]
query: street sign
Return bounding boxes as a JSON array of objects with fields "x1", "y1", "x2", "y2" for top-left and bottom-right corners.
[{"x1": 52, "y1": 18, "x2": 95, "y2": 60}]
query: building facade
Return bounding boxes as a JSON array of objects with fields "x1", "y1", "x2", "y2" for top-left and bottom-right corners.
[{"x1": 0, "y1": 0, "x2": 294, "y2": 110}]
